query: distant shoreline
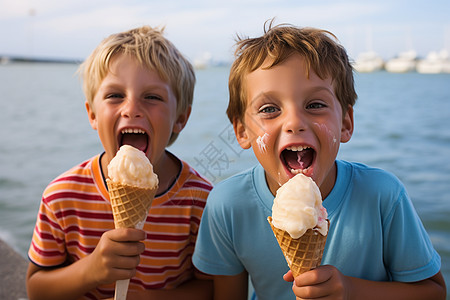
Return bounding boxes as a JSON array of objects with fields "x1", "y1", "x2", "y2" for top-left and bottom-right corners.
[{"x1": 1, "y1": 55, "x2": 81, "y2": 65}]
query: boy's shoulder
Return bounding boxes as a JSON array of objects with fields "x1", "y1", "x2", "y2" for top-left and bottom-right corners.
[
  {"x1": 52, "y1": 155, "x2": 99, "y2": 181},
  {"x1": 180, "y1": 159, "x2": 214, "y2": 191},
  {"x1": 202, "y1": 165, "x2": 264, "y2": 215},
  {"x1": 338, "y1": 160, "x2": 402, "y2": 185},
  {"x1": 43, "y1": 154, "x2": 102, "y2": 199},
  {"x1": 336, "y1": 159, "x2": 406, "y2": 201},
  {"x1": 207, "y1": 164, "x2": 264, "y2": 206},
  {"x1": 214, "y1": 165, "x2": 259, "y2": 189}
]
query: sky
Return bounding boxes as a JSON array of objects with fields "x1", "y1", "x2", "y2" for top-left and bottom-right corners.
[{"x1": 1, "y1": 0, "x2": 449, "y2": 63}]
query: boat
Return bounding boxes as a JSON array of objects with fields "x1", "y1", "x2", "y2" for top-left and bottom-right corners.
[
  {"x1": 353, "y1": 51, "x2": 384, "y2": 73},
  {"x1": 385, "y1": 50, "x2": 417, "y2": 73},
  {"x1": 193, "y1": 52, "x2": 212, "y2": 70},
  {"x1": 0, "y1": 56, "x2": 10, "y2": 65},
  {"x1": 416, "y1": 50, "x2": 450, "y2": 74}
]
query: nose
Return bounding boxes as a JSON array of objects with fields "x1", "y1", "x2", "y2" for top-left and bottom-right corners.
[
  {"x1": 283, "y1": 109, "x2": 306, "y2": 134},
  {"x1": 121, "y1": 98, "x2": 142, "y2": 119}
]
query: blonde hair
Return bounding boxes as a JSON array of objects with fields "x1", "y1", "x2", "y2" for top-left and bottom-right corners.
[
  {"x1": 227, "y1": 21, "x2": 357, "y2": 123},
  {"x1": 79, "y1": 25, "x2": 195, "y2": 145}
]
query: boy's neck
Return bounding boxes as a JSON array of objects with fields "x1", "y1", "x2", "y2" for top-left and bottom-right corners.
[
  {"x1": 319, "y1": 161, "x2": 338, "y2": 200},
  {"x1": 153, "y1": 150, "x2": 182, "y2": 195}
]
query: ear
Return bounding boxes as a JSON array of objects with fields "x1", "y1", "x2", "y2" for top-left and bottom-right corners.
[
  {"x1": 85, "y1": 101, "x2": 98, "y2": 130},
  {"x1": 172, "y1": 105, "x2": 192, "y2": 134},
  {"x1": 233, "y1": 118, "x2": 252, "y2": 149},
  {"x1": 340, "y1": 105, "x2": 354, "y2": 143}
]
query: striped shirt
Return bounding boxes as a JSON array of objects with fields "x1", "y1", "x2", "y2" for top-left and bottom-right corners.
[{"x1": 28, "y1": 153, "x2": 212, "y2": 299}]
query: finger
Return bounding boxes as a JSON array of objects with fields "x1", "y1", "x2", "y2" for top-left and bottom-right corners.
[
  {"x1": 111, "y1": 266, "x2": 138, "y2": 280},
  {"x1": 293, "y1": 283, "x2": 329, "y2": 300},
  {"x1": 109, "y1": 228, "x2": 146, "y2": 242},
  {"x1": 283, "y1": 270, "x2": 295, "y2": 282},
  {"x1": 112, "y1": 240, "x2": 145, "y2": 257},
  {"x1": 112, "y1": 253, "x2": 141, "y2": 270},
  {"x1": 294, "y1": 266, "x2": 332, "y2": 287}
]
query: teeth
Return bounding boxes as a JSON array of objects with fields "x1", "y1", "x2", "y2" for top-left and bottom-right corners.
[
  {"x1": 290, "y1": 168, "x2": 309, "y2": 175},
  {"x1": 286, "y1": 145, "x2": 310, "y2": 151},
  {"x1": 290, "y1": 168, "x2": 302, "y2": 175},
  {"x1": 121, "y1": 128, "x2": 145, "y2": 134},
  {"x1": 284, "y1": 146, "x2": 312, "y2": 174}
]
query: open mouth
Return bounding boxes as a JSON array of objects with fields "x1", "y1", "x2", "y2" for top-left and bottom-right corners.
[
  {"x1": 281, "y1": 146, "x2": 315, "y2": 175},
  {"x1": 120, "y1": 128, "x2": 149, "y2": 153}
]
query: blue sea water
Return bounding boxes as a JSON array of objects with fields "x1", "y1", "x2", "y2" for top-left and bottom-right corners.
[{"x1": 0, "y1": 63, "x2": 449, "y2": 296}]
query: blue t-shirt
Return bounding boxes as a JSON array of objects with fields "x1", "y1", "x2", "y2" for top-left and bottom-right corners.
[{"x1": 192, "y1": 160, "x2": 441, "y2": 300}]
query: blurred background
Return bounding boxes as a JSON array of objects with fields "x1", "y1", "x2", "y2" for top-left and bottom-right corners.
[
  {"x1": 1, "y1": 0, "x2": 449, "y2": 298},
  {"x1": 1, "y1": 0, "x2": 450, "y2": 66}
]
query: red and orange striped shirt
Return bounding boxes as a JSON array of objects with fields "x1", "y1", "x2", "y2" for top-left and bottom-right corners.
[{"x1": 28, "y1": 154, "x2": 212, "y2": 299}]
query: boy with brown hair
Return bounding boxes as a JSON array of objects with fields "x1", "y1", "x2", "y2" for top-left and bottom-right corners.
[
  {"x1": 27, "y1": 26, "x2": 213, "y2": 300},
  {"x1": 192, "y1": 22, "x2": 446, "y2": 299}
]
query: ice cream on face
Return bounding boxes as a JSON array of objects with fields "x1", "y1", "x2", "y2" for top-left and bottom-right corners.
[
  {"x1": 314, "y1": 122, "x2": 337, "y2": 146},
  {"x1": 271, "y1": 173, "x2": 327, "y2": 238},
  {"x1": 108, "y1": 145, "x2": 158, "y2": 188},
  {"x1": 256, "y1": 132, "x2": 269, "y2": 153}
]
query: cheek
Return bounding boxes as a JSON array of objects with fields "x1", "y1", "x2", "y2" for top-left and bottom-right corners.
[{"x1": 313, "y1": 123, "x2": 339, "y2": 150}]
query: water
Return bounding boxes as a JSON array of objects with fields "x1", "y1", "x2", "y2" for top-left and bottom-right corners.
[{"x1": 1, "y1": 63, "x2": 449, "y2": 296}]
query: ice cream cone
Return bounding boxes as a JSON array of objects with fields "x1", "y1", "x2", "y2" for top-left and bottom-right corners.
[
  {"x1": 268, "y1": 217, "x2": 328, "y2": 277},
  {"x1": 107, "y1": 179, "x2": 157, "y2": 229},
  {"x1": 107, "y1": 179, "x2": 157, "y2": 300},
  {"x1": 106, "y1": 145, "x2": 159, "y2": 300}
]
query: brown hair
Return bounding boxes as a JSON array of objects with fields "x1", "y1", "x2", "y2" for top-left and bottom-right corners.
[
  {"x1": 227, "y1": 21, "x2": 357, "y2": 123},
  {"x1": 79, "y1": 25, "x2": 195, "y2": 145}
]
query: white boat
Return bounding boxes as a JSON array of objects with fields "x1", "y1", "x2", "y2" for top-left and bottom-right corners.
[
  {"x1": 193, "y1": 52, "x2": 212, "y2": 70},
  {"x1": 1, "y1": 56, "x2": 10, "y2": 65},
  {"x1": 385, "y1": 50, "x2": 417, "y2": 73},
  {"x1": 353, "y1": 51, "x2": 384, "y2": 73},
  {"x1": 416, "y1": 50, "x2": 450, "y2": 74}
]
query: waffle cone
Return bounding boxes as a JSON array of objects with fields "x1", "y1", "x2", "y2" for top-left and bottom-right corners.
[
  {"x1": 268, "y1": 217, "x2": 328, "y2": 277},
  {"x1": 107, "y1": 179, "x2": 157, "y2": 229}
]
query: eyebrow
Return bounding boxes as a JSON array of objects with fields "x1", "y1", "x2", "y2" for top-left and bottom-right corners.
[
  {"x1": 249, "y1": 85, "x2": 335, "y2": 104},
  {"x1": 308, "y1": 86, "x2": 336, "y2": 97},
  {"x1": 248, "y1": 91, "x2": 284, "y2": 109},
  {"x1": 249, "y1": 92, "x2": 271, "y2": 104},
  {"x1": 99, "y1": 80, "x2": 170, "y2": 94}
]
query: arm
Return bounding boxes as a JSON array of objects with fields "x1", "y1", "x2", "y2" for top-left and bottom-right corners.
[
  {"x1": 127, "y1": 271, "x2": 247, "y2": 300},
  {"x1": 284, "y1": 266, "x2": 446, "y2": 300},
  {"x1": 126, "y1": 269, "x2": 214, "y2": 300},
  {"x1": 213, "y1": 271, "x2": 249, "y2": 300},
  {"x1": 26, "y1": 228, "x2": 145, "y2": 300}
]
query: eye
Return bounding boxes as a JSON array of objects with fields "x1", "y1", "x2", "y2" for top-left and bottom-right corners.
[
  {"x1": 105, "y1": 93, "x2": 123, "y2": 99},
  {"x1": 144, "y1": 94, "x2": 163, "y2": 101},
  {"x1": 306, "y1": 101, "x2": 326, "y2": 110},
  {"x1": 259, "y1": 104, "x2": 279, "y2": 115}
]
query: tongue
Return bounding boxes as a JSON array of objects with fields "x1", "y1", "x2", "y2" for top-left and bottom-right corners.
[
  {"x1": 121, "y1": 134, "x2": 148, "y2": 152},
  {"x1": 284, "y1": 149, "x2": 313, "y2": 170}
]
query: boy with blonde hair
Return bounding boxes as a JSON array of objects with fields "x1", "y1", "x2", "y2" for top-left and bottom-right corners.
[
  {"x1": 193, "y1": 22, "x2": 446, "y2": 299},
  {"x1": 27, "y1": 26, "x2": 213, "y2": 300}
]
